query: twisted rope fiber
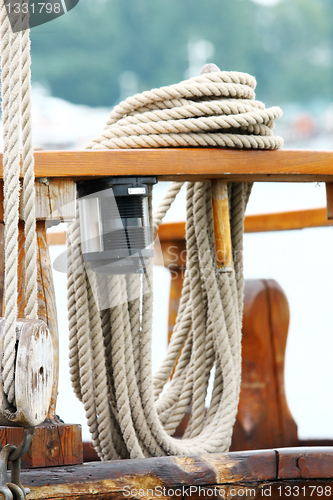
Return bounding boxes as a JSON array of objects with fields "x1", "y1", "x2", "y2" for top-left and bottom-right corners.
[
  {"x1": 0, "y1": 2, "x2": 37, "y2": 405},
  {"x1": 68, "y1": 66, "x2": 282, "y2": 458}
]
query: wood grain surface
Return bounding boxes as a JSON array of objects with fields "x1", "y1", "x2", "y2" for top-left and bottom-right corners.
[
  {"x1": 211, "y1": 180, "x2": 233, "y2": 270},
  {"x1": 0, "y1": 149, "x2": 333, "y2": 182},
  {"x1": 17, "y1": 448, "x2": 333, "y2": 499},
  {"x1": 156, "y1": 208, "x2": 333, "y2": 241},
  {"x1": 0, "y1": 420, "x2": 83, "y2": 468},
  {"x1": 0, "y1": 179, "x2": 75, "y2": 222}
]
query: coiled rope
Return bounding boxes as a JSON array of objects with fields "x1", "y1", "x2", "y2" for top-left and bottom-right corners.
[
  {"x1": 0, "y1": 2, "x2": 37, "y2": 405},
  {"x1": 67, "y1": 64, "x2": 282, "y2": 459}
]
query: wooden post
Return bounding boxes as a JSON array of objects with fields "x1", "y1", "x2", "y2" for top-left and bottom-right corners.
[
  {"x1": 326, "y1": 183, "x2": 333, "y2": 220},
  {"x1": 0, "y1": 178, "x2": 83, "y2": 468},
  {"x1": 211, "y1": 179, "x2": 233, "y2": 272}
]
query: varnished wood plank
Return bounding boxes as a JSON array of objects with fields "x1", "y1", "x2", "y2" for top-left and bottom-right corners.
[
  {"x1": 1, "y1": 149, "x2": 333, "y2": 182},
  {"x1": 244, "y1": 207, "x2": 333, "y2": 232},
  {"x1": 155, "y1": 208, "x2": 333, "y2": 243}
]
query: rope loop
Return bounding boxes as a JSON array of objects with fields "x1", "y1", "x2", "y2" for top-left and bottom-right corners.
[{"x1": 68, "y1": 64, "x2": 283, "y2": 459}]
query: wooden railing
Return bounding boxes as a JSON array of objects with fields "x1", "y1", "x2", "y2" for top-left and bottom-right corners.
[
  {"x1": 0, "y1": 148, "x2": 332, "y2": 495},
  {"x1": 1, "y1": 148, "x2": 333, "y2": 182},
  {"x1": 46, "y1": 207, "x2": 333, "y2": 247}
]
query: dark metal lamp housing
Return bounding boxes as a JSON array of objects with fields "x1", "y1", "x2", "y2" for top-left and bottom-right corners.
[{"x1": 77, "y1": 176, "x2": 156, "y2": 275}]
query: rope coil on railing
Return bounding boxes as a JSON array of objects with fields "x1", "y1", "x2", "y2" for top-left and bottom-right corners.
[{"x1": 67, "y1": 64, "x2": 283, "y2": 459}]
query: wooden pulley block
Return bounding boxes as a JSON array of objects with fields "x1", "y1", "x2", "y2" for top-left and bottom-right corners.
[{"x1": 0, "y1": 319, "x2": 54, "y2": 428}]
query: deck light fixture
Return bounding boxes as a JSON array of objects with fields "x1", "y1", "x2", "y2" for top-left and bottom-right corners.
[{"x1": 77, "y1": 176, "x2": 156, "y2": 275}]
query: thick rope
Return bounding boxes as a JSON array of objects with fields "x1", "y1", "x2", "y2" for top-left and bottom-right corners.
[
  {"x1": 21, "y1": 14, "x2": 37, "y2": 320},
  {"x1": 67, "y1": 66, "x2": 282, "y2": 458},
  {"x1": 0, "y1": 3, "x2": 37, "y2": 404}
]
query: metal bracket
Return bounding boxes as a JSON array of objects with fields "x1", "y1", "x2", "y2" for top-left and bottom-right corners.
[{"x1": 0, "y1": 430, "x2": 33, "y2": 499}]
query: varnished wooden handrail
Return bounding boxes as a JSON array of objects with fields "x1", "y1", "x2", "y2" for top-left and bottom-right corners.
[
  {"x1": 4, "y1": 148, "x2": 333, "y2": 182},
  {"x1": 244, "y1": 207, "x2": 333, "y2": 233},
  {"x1": 157, "y1": 207, "x2": 333, "y2": 239},
  {"x1": 47, "y1": 207, "x2": 333, "y2": 246}
]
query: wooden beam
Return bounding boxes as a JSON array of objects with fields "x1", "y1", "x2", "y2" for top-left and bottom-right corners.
[
  {"x1": 0, "y1": 178, "x2": 76, "y2": 222},
  {"x1": 244, "y1": 207, "x2": 333, "y2": 233},
  {"x1": 19, "y1": 448, "x2": 333, "y2": 499},
  {"x1": 2, "y1": 149, "x2": 333, "y2": 182},
  {"x1": 155, "y1": 208, "x2": 333, "y2": 242},
  {"x1": 47, "y1": 207, "x2": 333, "y2": 247}
]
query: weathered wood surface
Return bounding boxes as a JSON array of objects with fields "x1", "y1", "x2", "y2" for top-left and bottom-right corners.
[
  {"x1": 18, "y1": 448, "x2": 333, "y2": 499},
  {"x1": 0, "y1": 178, "x2": 76, "y2": 222},
  {"x1": 0, "y1": 319, "x2": 53, "y2": 428},
  {"x1": 0, "y1": 220, "x2": 83, "y2": 466},
  {"x1": 35, "y1": 221, "x2": 59, "y2": 418},
  {"x1": 14, "y1": 221, "x2": 59, "y2": 418},
  {"x1": 211, "y1": 180, "x2": 233, "y2": 271},
  {"x1": 0, "y1": 420, "x2": 83, "y2": 468},
  {"x1": 0, "y1": 149, "x2": 333, "y2": 182}
]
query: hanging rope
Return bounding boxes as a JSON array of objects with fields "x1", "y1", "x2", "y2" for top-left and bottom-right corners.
[
  {"x1": 0, "y1": 2, "x2": 37, "y2": 405},
  {"x1": 67, "y1": 65, "x2": 282, "y2": 459}
]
